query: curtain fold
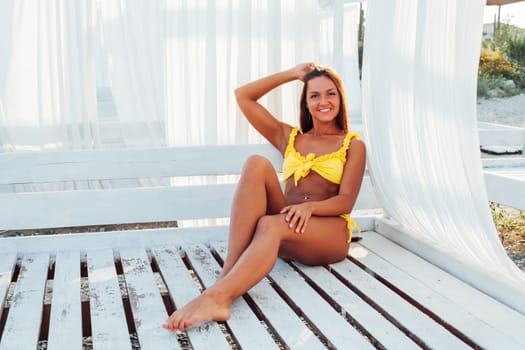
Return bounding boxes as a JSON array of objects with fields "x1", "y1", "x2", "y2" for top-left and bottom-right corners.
[
  {"x1": 99, "y1": 0, "x2": 166, "y2": 148},
  {"x1": 1, "y1": 0, "x2": 360, "y2": 149},
  {"x1": 362, "y1": 0, "x2": 525, "y2": 313},
  {"x1": 164, "y1": 0, "x2": 320, "y2": 145},
  {"x1": 0, "y1": 0, "x2": 97, "y2": 151}
]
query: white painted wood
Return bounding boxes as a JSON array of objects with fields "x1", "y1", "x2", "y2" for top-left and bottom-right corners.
[
  {"x1": 478, "y1": 122, "x2": 524, "y2": 146},
  {"x1": 0, "y1": 226, "x2": 228, "y2": 254},
  {"x1": 482, "y1": 157, "x2": 525, "y2": 169},
  {"x1": 0, "y1": 180, "x2": 377, "y2": 231},
  {"x1": 328, "y1": 258, "x2": 471, "y2": 349},
  {"x1": 86, "y1": 248, "x2": 131, "y2": 350},
  {"x1": 184, "y1": 244, "x2": 278, "y2": 350},
  {"x1": 292, "y1": 261, "x2": 421, "y2": 350},
  {"x1": 0, "y1": 144, "x2": 282, "y2": 185},
  {"x1": 2, "y1": 141, "x2": 523, "y2": 350},
  {"x1": 484, "y1": 170, "x2": 525, "y2": 210},
  {"x1": 213, "y1": 243, "x2": 325, "y2": 350},
  {"x1": 0, "y1": 184, "x2": 236, "y2": 230},
  {"x1": 0, "y1": 215, "x2": 377, "y2": 255},
  {"x1": 0, "y1": 253, "x2": 49, "y2": 350},
  {"x1": 357, "y1": 232, "x2": 525, "y2": 349},
  {"x1": 269, "y1": 259, "x2": 375, "y2": 350},
  {"x1": 152, "y1": 247, "x2": 231, "y2": 350},
  {"x1": 47, "y1": 251, "x2": 82, "y2": 350},
  {"x1": 119, "y1": 248, "x2": 180, "y2": 350},
  {"x1": 374, "y1": 217, "x2": 525, "y2": 318},
  {"x1": 0, "y1": 254, "x2": 16, "y2": 319},
  {"x1": 0, "y1": 142, "x2": 379, "y2": 231}
]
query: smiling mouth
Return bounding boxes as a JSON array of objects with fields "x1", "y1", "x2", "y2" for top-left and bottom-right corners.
[{"x1": 319, "y1": 108, "x2": 331, "y2": 112}]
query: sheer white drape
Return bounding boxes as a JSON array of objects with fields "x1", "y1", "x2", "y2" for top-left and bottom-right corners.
[
  {"x1": 318, "y1": 0, "x2": 362, "y2": 124},
  {"x1": 1, "y1": 1, "x2": 361, "y2": 149},
  {"x1": 162, "y1": 0, "x2": 319, "y2": 145},
  {"x1": 99, "y1": 1, "x2": 166, "y2": 148},
  {"x1": 0, "y1": 0, "x2": 98, "y2": 151},
  {"x1": 362, "y1": 0, "x2": 525, "y2": 313}
]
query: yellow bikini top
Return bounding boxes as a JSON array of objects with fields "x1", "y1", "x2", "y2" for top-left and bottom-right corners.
[{"x1": 283, "y1": 127, "x2": 360, "y2": 186}]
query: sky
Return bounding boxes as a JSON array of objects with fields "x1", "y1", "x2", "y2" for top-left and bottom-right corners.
[{"x1": 483, "y1": 2, "x2": 525, "y2": 28}]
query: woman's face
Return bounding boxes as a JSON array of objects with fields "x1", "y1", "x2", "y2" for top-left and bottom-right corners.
[{"x1": 306, "y1": 76, "x2": 340, "y2": 124}]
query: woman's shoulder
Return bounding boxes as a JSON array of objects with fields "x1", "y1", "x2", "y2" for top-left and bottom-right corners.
[{"x1": 347, "y1": 137, "x2": 366, "y2": 157}]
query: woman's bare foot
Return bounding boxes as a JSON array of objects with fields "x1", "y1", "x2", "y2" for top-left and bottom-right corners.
[{"x1": 162, "y1": 290, "x2": 231, "y2": 331}]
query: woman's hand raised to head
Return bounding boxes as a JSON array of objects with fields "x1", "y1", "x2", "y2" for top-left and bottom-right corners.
[{"x1": 291, "y1": 62, "x2": 316, "y2": 81}]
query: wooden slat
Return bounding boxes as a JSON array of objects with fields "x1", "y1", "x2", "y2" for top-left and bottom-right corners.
[
  {"x1": 86, "y1": 249, "x2": 131, "y2": 349},
  {"x1": 478, "y1": 122, "x2": 524, "y2": 146},
  {"x1": 0, "y1": 144, "x2": 282, "y2": 185},
  {"x1": 0, "y1": 216, "x2": 377, "y2": 255},
  {"x1": 119, "y1": 248, "x2": 180, "y2": 350},
  {"x1": 269, "y1": 259, "x2": 375, "y2": 350},
  {"x1": 213, "y1": 243, "x2": 329, "y2": 349},
  {"x1": 0, "y1": 254, "x2": 17, "y2": 319},
  {"x1": 357, "y1": 232, "x2": 525, "y2": 349},
  {"x1": 152, "y1": 247, "x2": 231, "y2": 350},
  {"x1": 292, "y1": 261, "x2": 421, "y2": 350},
  {"x1": 0, "y1": 226, "x2": 229, "y2": 254},
  {"x1": 0, "y1": 178, "x2": 377, "y2": 231},
  {"x1": 0, "y1": 184, "x2": 235, "y2": 230},
  {"x1": 482, "y1": 157, "x2": 525, "y2": 169},
  {"x1": 329, "y1": 258, "x2": 472, "y2": 349},
  {"x1": 484, "y1": 170, "x2": 525, "y2": 210},
  {"x1": 0, "y1": 253, "x2": 49, "y2": 350},
  {"x1": 184, "y1": 244, "x2": 278, "y2": 349},
  {"x1": 47, "y1": 251, "x2": 82, "y2": 350}
]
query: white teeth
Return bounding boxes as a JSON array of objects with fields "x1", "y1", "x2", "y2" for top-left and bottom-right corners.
[{"x1": 319, "y1": 108, "x2": 330, "y2": 112}]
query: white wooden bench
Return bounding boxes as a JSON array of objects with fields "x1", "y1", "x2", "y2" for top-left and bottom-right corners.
[
  {"x1": 478, "y1": 122, "x2": 524, "y2": 155},
  {"x1": 1, "y1": 145, "x2": 525, "y2": 350},
  {"x1": 479, "y1": 122, "x2": 525, "y2": 210}
]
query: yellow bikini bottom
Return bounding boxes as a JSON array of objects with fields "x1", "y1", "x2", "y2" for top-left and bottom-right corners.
[{"x1": 340, "y1": 214, "x2": 361, "y2": 243}]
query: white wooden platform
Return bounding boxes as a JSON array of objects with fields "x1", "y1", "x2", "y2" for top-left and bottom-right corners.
[
  {"x1": 483, "y1": 157, "x2": 525, "y2": 210},
  {"x1": 1, "y1": 145, "x2": 525, "y2": 349},
  {"x1": 479, "y1": 122, "x2": 525, "y2": 210},
  {"x1": 478, "y1": 122, "x2": 524, "y2": 154}
]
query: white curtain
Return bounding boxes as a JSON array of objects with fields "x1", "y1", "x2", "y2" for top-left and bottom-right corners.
[
  {"x1": 362, "y1": 0, "x2": 525, "y2": 313},
  {"x1": 161, "y1": 0, "x2": 319, "y2": 145},
  {"x1": 0, "y1": 0, "x2": 98, "y2": 151},
  {"x1": 1, "y1": 0, "x2": 361, "y2": 150},
  {"x1": 98, "y1": 0, "x2": 166, "y2": 148},
  {"x1": 318, "y1": 0, "x2": 362, "y2": 125}
]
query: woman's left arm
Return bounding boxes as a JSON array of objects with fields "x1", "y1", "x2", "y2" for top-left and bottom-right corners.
[{"x1": 281, "y1": 139, "x2": 366, "y2": 233}]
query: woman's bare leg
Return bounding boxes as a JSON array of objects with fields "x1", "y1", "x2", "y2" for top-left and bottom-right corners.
[
  {"x1": 218, "y1": 155, "x2": 286, "y2": 279},
  {"x1": 162, "y1": 214, "x2": 349, "y2": 331}
]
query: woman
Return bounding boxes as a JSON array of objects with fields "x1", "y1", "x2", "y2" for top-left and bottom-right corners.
[{"x1": 163, "y1": 63, "x2": 366, "y2": 331}]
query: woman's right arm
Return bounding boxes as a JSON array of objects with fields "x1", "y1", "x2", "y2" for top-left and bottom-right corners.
[{"x1": 235, "y1": 63, "x2": 314, "y2": 153}]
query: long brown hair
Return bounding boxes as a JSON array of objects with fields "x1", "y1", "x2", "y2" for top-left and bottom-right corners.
[{"x1": 299, "y1": 66, "x2": 348, "y2": 133}]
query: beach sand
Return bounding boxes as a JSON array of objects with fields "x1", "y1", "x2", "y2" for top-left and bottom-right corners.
[{"x1": 477, "y1": 93, "x2": 525, "y2": 127}]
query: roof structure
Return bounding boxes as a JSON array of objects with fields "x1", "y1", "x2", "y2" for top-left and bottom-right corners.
[{"x1": 487, "y1": 0, "x2": 524, "y2": 5}]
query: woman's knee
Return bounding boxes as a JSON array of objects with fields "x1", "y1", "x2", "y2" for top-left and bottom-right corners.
[
  {"x1": 254, "y1": 214, "x2": 287, "y2": 239},
  {"x1": 242, "y1": 155, "x2": 274, "y2": 174}
]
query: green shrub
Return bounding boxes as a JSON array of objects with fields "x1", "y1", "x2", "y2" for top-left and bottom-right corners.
[
  {"x1": 477, "y1": 73, "x2": 506, "y2": 97},
  {"x1": 507, "y1": 34, "x2": 525, "y2": 69},
  {"x1": 479, "y1": 23, "x2": 525, "y2": 91}
]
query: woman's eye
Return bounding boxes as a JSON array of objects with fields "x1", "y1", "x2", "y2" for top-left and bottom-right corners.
[{"x1": 310, "y1": 94, "x2": 318, "y2": 99}]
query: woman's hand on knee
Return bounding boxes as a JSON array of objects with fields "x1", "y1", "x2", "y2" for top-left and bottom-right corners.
[{"x1": 280, "y1": 203, "x2": 313, "y2": 234}]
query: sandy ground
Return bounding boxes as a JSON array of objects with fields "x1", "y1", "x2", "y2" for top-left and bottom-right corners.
[{"x1": 477, "y1": 93, "x2": 525, "y2": 127}]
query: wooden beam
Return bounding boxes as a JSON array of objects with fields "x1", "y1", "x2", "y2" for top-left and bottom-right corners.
[{"x1": 486, "y1": 0, "x2": 524, "y2": 5}]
